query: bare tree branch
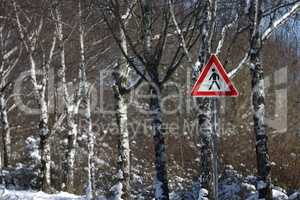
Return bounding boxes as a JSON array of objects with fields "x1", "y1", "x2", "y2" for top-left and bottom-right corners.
[{"x1": 262, "y1": 2, "x2": 300, "y2": 41}]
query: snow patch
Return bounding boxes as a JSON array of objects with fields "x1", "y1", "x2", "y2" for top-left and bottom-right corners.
[
  {"x1": 110, "y1": 182, "x2": 123, "y2": 200},
  {"x1": 0, "y1": 189, "x2": 83, "y2": 200}
]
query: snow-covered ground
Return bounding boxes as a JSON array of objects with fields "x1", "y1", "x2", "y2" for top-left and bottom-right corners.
[
  {"x1": 0, "y1": 189, "x2": 83, "y2": 200},
  {"x1": 1, "y1": 167, "x2": 299, "y2": 200},
  {"x1": 0, "y1": 188, "x2": 299, "y2": 200}
]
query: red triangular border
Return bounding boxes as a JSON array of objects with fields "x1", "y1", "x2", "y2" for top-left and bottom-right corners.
[{"x1": 191, "y1": 54, "x2": 239, "y2": 97}]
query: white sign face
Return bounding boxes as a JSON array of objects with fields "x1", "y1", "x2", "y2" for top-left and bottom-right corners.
[
  {"x1": 197, "y1": 65, "x2": 230, "y2": 92},
  {"x1": 191, "y1": 55, "x2": 239, "y2": 97}
]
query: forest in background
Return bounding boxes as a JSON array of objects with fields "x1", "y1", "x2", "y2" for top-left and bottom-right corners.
[{"x1": 0, "y1": 0, "x2": 300, "y2": 200}]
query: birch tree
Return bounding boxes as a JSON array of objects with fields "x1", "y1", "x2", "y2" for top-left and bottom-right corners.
[
  {"x1": 228, "y1": 1, "x2": 300, "y2": 198},
  {"x1": 99, "y1": 1, "x2": 142, "y2": 198},
  {"x1": 54, "y1": 1, "x2": 94, "y2": 192},
  {"x1": 245, "y1": 1, "x2": 300, "y2": 199},
  {"x1": 110, "y1": 1, "x2": 135, "y2": 199},
  {"x1": 78, "y1": 0, "x2": 96, "y2": 198},
  {"x1": 193, "y1": 1, "x2": 300, "y2": 199},
  {"x1": 134, "y1": 1, "x2": 169, "y2": 197},
  {"x1": 170, "y1": 1, "x2": 246, "y2": 198},
  {"x1": 192, "y1": 0, "x2": 216, "y2": 198},
  {"x1": 247, "y1": 1, "x2": 273, "y2": 199},
  {"x1": 102, "y1": 0, "x2": 201, "y2": 198},
  {"x1": 0, "y1": 6, "x2": 19, "y2": 178},
  {"x1": 54, "y1": 3, "x2": 79, "y2": 192},
  {"x1": 0, "y1": 18, "x2": 21, "y2": 171},
  {"x1": 53, "y1": 0, "x2": 114, "y2": 192},
  {"x1": 228, "y1": 0, "x2": 300, "y2": 78},
  {"x1": 12, "y1": 0, "x2": 57, "y2": 191}
]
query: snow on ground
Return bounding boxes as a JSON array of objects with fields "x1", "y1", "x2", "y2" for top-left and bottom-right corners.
[
  {"x1": 217, "y1": 166, "x2": 300, "y2": 200},
  {"x1": 0, "y1": 189, "x2": 83, "y2": 200},
  {"x1": 1, "y1": 167, "x2": 300, "y2": 200},
  {"x1": 0, "y1": 188, "x2": 299, "y2": 200}
]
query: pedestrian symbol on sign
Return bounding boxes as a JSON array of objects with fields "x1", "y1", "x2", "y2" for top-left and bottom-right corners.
[
  {"x1": 191, "y1": 54, "x2": 239, "y2": 97},
  {"x1": 209, "y1": 68, "x2": 221, "y2": 90}
]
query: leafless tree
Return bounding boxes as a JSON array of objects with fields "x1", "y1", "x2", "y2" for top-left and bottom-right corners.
[
  {"x1": 0, "y1": 1, "x2": 22, "y2": 185},
  {"x1": 169, "y1": 0, "x2": 300, "y2": 199},
  {"x1": 108, "y1": 1, "x2": 137, "y2": 199},
  {"x1": 101, "y1": 0, "x2": 201, "y2": 199},
  {"x1": 53, "y1": 1, "x2": 83, "y2": 192},
  {"x1": 12, "y1": 0, "x2": 58, "y2": 192},
  {"x1": 245, "y1": 1, "x2": 300, "y2": 199},
  {"x1": 53, "y1": 0, "x2": 106, "y2": 193},
  {"x1": 78, "y1": 0, "x2": 96, "y2": 198}
]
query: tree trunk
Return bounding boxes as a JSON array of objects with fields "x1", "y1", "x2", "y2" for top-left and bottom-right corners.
[
  {"x1": 0, "y1": 94, "x2": 10, "y2": 169},
  {"x1": 195, "y1": 54, "x2": 213, "y2": 199},
  {"x1": 0, "y1": 93, "x2": 9, "y2": 188},
  {"x1": 194, "y1": 6, "x2": 213, "y2": 200},
  {"x1": 78, "y1": 0, "x2": 95, "y2": 197},
  {"x1": 63, "y1": 109, "x2": 78, "y2": 193},
  {"x1": 141, "y1": 0, "x2": 169, "y2": 198},
  {"x1": 140, "y1": 0, "x2": 170, "y2": 198},
  {"x1": 114, "y1": 87, "x2": 130, "y2": 199},
  {"x1": 197, "y1": 97, "x2": 212, "y2": 198},
  {"x1": 54, "y1": 2, "x2": 78, "y2": 192},
  {"x1": 0, "y1": 145, "x2": 2, "y2": 187},
  {"x1": 13, "y1": 0, "x2": 55, "y2": 191},
  {"x1": 150, "y1": 82, "x2": 169, "y2": 200},
  {"x1": 82, "y1": 96, "x2": 95, "y2": 199},
  {"x1": 109, "y1": 27, "x2": 137, "y2": 195},
  {"x1": 193, "y1": 0, "x2": 217, "y2": 198},
  {"x1": 29, "y1": 53, "x2": 52, "y2": 191},
  {"x1": 111, "y1": 14, "x2": 131, "y2": 199},
  {"x1": 250, "y1": 46, "x2": 272, "y2": 200},
  {"x1": 251, "y1": 57, "x2": 272, "y2": 200},
  {"x1": 249, "y1": 1, "x2": 272, "y2": 199},
  {"x1": 38, "y1": 97, "x2": 51, "y2": 192}
]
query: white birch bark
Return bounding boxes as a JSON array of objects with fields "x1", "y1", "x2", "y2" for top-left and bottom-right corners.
[
  {"x1": 262, "y1": 2, "x2": 300, "y2": 41},
  {"x1": 55, "y1": 6, "x2": 72, "y2": 191},
  {"x1": 168, "y1": 5, "x2": 221, "y2": 198},
  {"x1": 109, "y1": 1, "x2": 140, "y2": 198},
  {"x1": 229, "y1": 1, "x2": 300, "y2": 79},
  {"x1": 54, "y1": 2, "x2": 82, "y2": 192},
  {"x1": 0, "y1": 126, "x2": 1, "y2": 185},
  {"x1": 0, "y1": 94, "x2": 10, "y2": 168},
  {"x1": 84, "y1": 96, "x2": 94, "y2": 200},
  {"x1": 248, "y1": 1, "x2": 272, "y2": 199},
  {"x1": 78, "y1": 1, "x2": 95, "y2": 199},
  {"x1": 151, "y1": 85, "x2": 169, "y2": 200},
  {"x1": 12, "y1": 0, "x2": 56, "y2": 191},
  {"x1": 0, "y1": 22, "x2": 18, "y2": 172},
  {"x1": 141, "y1": 1, "x2": 169, "y2": 199},
  {"x1": 63, "y1": 107, "x2": 78, "y2": 192},
  {"x1": 112, "y1": 18, "x2": 131, "y2": 200},
  {"x1": 193, "y1": 1, "x2": 216, "y2": 199}
]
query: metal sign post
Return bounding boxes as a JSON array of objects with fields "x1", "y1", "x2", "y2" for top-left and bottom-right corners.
[
  {"x1": 212, "y1": 97, "x2": 219, "y2": 200},
  {"x1": 191, "y1": 54, "x2": 238, "y2": 199}
]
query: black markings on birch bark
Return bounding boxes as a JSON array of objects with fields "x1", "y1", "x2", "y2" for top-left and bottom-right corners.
[
  {"x1": 113, "y1": 26, "x2": 131, "y2": 200},
  {"x1": 248, "y1": 1, "x2": 272, "y2": 199},
  {"x1": 141, "y1": 0, "x2": 170, "y2": 199},
  {"x1": 194, "y1": 0, "x2": 216, "y2": 198},
  {"x1": 0, "y1": 94, "x2": 10, "y2": 169}
]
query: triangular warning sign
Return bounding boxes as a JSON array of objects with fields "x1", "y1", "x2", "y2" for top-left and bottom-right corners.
[{"x1": 191, "y1": 54, "x2": 238, "y2": 97}]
